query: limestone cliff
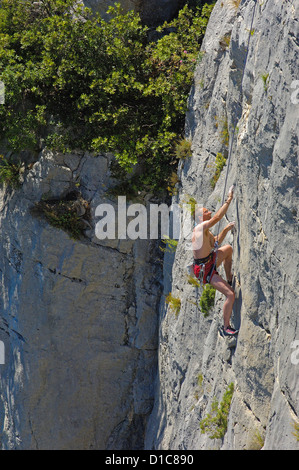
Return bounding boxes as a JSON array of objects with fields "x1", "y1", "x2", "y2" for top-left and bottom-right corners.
[
  {"x1": 145, "y1": 0, "x2": 299, "y2": 450},
  {"x1": 0, "y1": 0, "x2": 298, "y2": 452},
  {"x1": 0, "y1": 150, "x2": 162, "y2": 449}
]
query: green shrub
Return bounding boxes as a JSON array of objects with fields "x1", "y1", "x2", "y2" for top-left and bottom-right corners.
[
  {"x1": 160, "y1": 236, "x2": 178, "y2": 253},
  {"x1": 200, "y1": 382, "x2": 234, "y2": 439},
  {"x1": 219, "y1": 33, "x2": 231, "y2": 50},
  {"x1": 166, "y1": 171, "x2": 180, "y2": 196},
  {"x1": 182, "y1": 194, "x2": 198, "y2": 218},
  {"x1": 228, "y1": 0, "x2": 241, "y2": 9},
  {"x1": 261, "y1": 72, "x2": 269, "y2": 91},
  {"x1": 194, "y1": 372, "x2": 204, "y2": 401},
  {"x1": 248, "y1": 429, "x2": 265, "y2": 450},
  {"x1": 32, "y1": 192, "x2": 90, "y2": 240},
  {"x1": 187, "y1": 274, "x2": 201, "y2": 288},
  {"x1": 0, "y1": 0, "x2": 215, "y2": 195},
  {"x1": 197, "y1": 373, "x2": 203, "y2": 387},
  {"x1": 293, "y1": 421, "x2": 299, "y2": 442},
  {"x1": 166, "y1": 292, "x2": 181, "y2": 317},
  {"x1": 0, "y1": 155, "x2": 22, "y2": 188},
  {"x1": 211, "y1": 152, "x2": 227, "y2": 188},
  {"x1": 173, "y1": 137, "x2": 192, "y2": 160},
  {"x1": 200, "y1": 283, "x2": 216, "y2": 316},
  {"x1": 220, "y1": 118, "x2": 229, "y2": 146}
]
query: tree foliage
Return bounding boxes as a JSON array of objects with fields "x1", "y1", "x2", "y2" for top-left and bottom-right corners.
[{"x1": 0, "y1": 0, "x2": 215, "y2": 193}]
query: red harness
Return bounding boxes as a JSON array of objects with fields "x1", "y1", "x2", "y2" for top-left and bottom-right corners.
[{"x1": 193, "y1": 251, "x2": 218, "y2": 284}]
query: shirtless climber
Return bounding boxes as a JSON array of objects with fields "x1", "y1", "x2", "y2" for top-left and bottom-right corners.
[{"x1": 192, "y1": 186, "x2": 238, "y2": 336}]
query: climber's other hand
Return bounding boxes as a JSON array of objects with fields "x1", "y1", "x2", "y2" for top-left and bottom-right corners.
[{"x1": 227, "y1": 221, "x2": 235, "y2": 231}]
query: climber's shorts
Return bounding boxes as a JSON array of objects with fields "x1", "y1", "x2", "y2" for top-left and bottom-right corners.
[{"x1": 193, "y1": 251, "x2": 218, "y2": 284}]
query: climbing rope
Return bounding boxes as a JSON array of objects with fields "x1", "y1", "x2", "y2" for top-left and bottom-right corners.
[
  {"x1": 190, "y1": 1, "x2": 259, "y2": 285},
  {"x1": 219, "y1": 0, "x2": 258, "y2": 210},
  {"x1": 210, "y1": 0, "x2": 259, "y2": 278}
]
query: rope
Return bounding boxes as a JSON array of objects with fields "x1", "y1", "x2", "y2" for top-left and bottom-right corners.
[
  {"x1": 210, "y1": 0, "x2": 258, "y2": 280},
  {"x1": 191, "y1": 1, "x2": 258, "y2": 284},
  {"x1": 218, "y1": 0, "x2": 258, "y2": 211}
]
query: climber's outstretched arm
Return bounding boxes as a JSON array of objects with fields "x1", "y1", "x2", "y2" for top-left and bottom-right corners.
[
  {"x1": 202, "y1": 186, "x2": 234, "y2": 231},
  {"x1": 215, "y1": 222, "x2": 235, "y2": 245}
]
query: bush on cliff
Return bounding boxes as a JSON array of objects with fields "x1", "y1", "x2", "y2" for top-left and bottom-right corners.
[{"x1": 0, "y1": 0, "x2": 215, "y2": 194}]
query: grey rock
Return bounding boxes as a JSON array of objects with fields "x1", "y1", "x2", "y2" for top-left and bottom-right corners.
[
  {"x1": 145, "y1": 0, "x2": 299, "y2": 451},
  {"x1": 0, "y1": 150, "x2": 162, "y2": 449},
  {"x1": 1, "y1": 0, "x2": 298, "y2": 452}
]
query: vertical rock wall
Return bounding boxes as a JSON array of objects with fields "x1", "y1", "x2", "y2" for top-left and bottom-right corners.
[
  {"x1": 0, "y1": 0, "x2": 298, "y2": 451},
  {"x1": 0, "y1": 150, "x2": 162, "y2": 449},
  {"x1": 145, "y1": 0, "x2": 299, "y2": 450}
]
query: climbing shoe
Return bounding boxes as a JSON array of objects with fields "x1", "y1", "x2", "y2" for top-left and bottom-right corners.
[{"x1": 222, "y1": 325, "x2": 239, "y2": 336}]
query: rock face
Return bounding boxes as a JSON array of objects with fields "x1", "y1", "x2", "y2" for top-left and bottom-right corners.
[
  {"x1": 0, "y1": 0, "x2": 298, "y2": 451},
  {"x1": 145, "y1": 0, "x2": 299, "y2": 450},
  {"x1": 83, "y1": 0, "x2": 181, "y2": 25},
  {"x1": 0, "y1": 150, "x2": 162, "y2": 449}
]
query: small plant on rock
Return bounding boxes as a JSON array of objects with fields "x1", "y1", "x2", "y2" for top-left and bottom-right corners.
[
  {"x1": 228, "y1": 0, "x2": 242, "y2": 9},
  {"x1": 182, "y1": 194, "x2": 198, "y2": 218},
  {"x1": 166, "y1": 292, "x2": 181, "y2": 317},
  {"x1": 173, "y1": 137, "x2": 192, "y2": 160},
  {"x1": 219, "y1": 33, "x2": 231, "y2": 51},
  {"x1": 160, "y1": 236, "x2": 178, "y2": 253},
  {"x1": 187, "y1": 275, "x2": 201, "y2": 288},
  {"x1": 200, "y1": 382, "x2": 234, "y2": 439},
  {"x1": 210, "y1": 152, "x2": 227, "y2": 188},
  {"x1": 293, "y1": 421, "x2": 299, "y2": 442},
  {"x1": 31, "y1": 191, "x2": 90, "y2": 240},
  {"x1": 0, "y1": 155, "x2": 22, "y2": 188},
  {"x1": 261, "y1": 72, "x2": 269, "y2": 91},
  {"x1": 200, "y1": 284, "x2": 216, "y2": 316},
  {"x1": 248, "y1": 429, "x2": 265, "y2": 450}
]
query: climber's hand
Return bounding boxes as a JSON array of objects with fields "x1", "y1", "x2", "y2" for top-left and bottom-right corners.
[
  {"x1": 226, "y1": 221, "x2": 235, "y2": 232},
  {"x1": 228, "y1": 185, "x2": 234, "y2": 199}
]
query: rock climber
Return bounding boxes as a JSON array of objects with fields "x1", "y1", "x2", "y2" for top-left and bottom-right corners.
[{"x1": 192, "y1": 186, "x2": 238, "y2": 336}]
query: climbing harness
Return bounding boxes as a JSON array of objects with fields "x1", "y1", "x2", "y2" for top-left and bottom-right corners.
[
  {"x1": 206, "y1": 240, "x2": 218, "y2": 284},
  {"x1": 193, "y1": 250, "x2": 218, "y2": 284},
  {"x1": 192, "y1": 0, "x2": 259, "y2": 285}
]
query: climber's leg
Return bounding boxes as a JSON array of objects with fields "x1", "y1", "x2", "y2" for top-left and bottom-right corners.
[
  {"x1": 216, "y1": 245, "x2": 233, "y2": 283},
  {"x1": 209, "y1": 273, "x2": 235, "y2": 330}
]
